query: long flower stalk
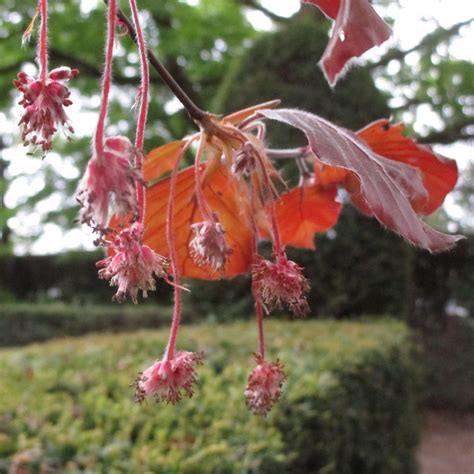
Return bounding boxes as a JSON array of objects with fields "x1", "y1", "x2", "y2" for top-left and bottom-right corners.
[
  {"x1": 164, "y1": 140, "x2": 195, "y2": 360},
  {"x1": 129, "y1": 0, "x2": 149, "y2": 222},
  {"x1": 95, "y1": 0, "x2": 117, "y2": 162},
  {"x1": 38, "y1": 0, "x2": 48, "y2": 81}
]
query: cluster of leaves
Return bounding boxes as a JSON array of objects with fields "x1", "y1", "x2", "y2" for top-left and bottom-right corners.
[
  {"x1": 141, "y1": 105, "x2": 460, "y2": 285},
  {"x1": 0, "y1": 319, "x2": 419, "y2": 473}
]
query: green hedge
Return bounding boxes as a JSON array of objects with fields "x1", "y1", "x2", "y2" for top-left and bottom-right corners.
[
  {"x1": 0, "y1": 303, "x2": 174, "y2": 347},
  {"x1": 0, "y1": 319, "x2": 420, "y2": 473}
]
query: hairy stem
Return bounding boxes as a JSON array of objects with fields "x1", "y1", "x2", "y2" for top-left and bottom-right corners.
[
  {"x1": 128, "y1": 0, "x2": 149, "y2": 222},
  {"x1": 38, "y1": 0, "x2": 48, "y2": 81},
  {"x1": 255, "y1": 154, "x2": 283, "y2": 254},
  {"x1": 266, "y1": 147, "x2": 310, "y2": 160},
  {"x1": 164, "y1": 139, "x2": 195, "y2": 360},
  {"x1": 95, "y1": 0, "x2": 116, "y2": 161},
  {"x1": 193, "y1": 133, "x2": 214, "y2": 222},
  {"x1": 255, "y1": 298, "x2": 265, "y2": 358}
]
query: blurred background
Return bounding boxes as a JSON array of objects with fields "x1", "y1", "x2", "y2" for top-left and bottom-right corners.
[{"x1": 0, "y1": 0, "x2": 473, "y2": 472}]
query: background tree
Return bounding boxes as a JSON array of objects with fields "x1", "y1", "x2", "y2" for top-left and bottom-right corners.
[
  {"x1": 0, "y1": 0, "x2": 472, "y2": 321},
  {"x1": 1, "y1": 0, "x2": 472, "y2": 253}
]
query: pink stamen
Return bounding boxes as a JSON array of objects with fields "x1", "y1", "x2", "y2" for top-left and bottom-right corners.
[
  {"x1": 245, "y1": 353, "x2": 287, "y2": 416},
  {"x1": 76, "y1": 136, "x2": 140, "y2": 229},
  {"x1": 252, "y1": 253, "x2": 310, "y2": 318},
  {"x1": 13, "y1": 67, "x2": 78, "y2": 152},
  {"x1": 96, "y1": 222, "x2": 168, "y2": 303},
  {"x1": 189, "y1": 216, "x2": 232, "y2": 272},
  {"x1": 135, "y1": 351, "x2": 204, "y2": 404}
]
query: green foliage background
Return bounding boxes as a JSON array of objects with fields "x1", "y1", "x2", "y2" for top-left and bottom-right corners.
[
  {"x1": 0, "y1": 0, "x2": 472, "y2": 246},
  {"x1": 0, "y1": 319, "x2": 420, "y2": 473}
]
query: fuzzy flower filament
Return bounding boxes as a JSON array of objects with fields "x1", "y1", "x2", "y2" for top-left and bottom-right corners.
[
  {"x1": 14, "y1": 67, "x2": 78, "y2": 152},
  {"x1": 252, "y1": 253, "x2": 310, "y2": 317},
  {"x1": 245, "y1": 353, "x2": 287, "y2": 416},
  {"x1": 135, "y1": 351, "x2": 204, "y2": 404},
  {"x1": 189, "y1": 215, "x2": 232, "y2": 272},
  {"x1": 76, "y1": 136, "x2": 141, "y2": 230},
  {"x1": 96, "y1": 222, "x2": 167, "y2": 303}
]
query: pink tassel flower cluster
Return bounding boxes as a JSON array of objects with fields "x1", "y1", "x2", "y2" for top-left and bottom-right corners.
[
  {"x1": 231, "y1": 141, "x2": 258, "y2": 176},
  {"x1": 96, "y1": 222, "x2": 167, "y2": 303},
  {"x1": 14, "y1": 0, "x2": 79, "y2": 155},
  {"x1": 189, "y1": 215, "x2": 232, "y2": 272},
  {"x1": 76, "y1": 136, "x2": 141, "y2": 230},
  {"x1": 252, "y1": 253, "x2": 310, "y2": 317},
  {"x1": 135, "y1": 351, "x2": 204, "y2": 404},
  {"x1": 245, "y1": 354, "x2": 287, "y2": 416},
  {"x1": 14, "y1": 67, "x2": 78, "y2": 152}
]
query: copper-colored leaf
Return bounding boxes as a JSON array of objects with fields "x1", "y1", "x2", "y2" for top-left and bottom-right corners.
[
  {"x1": 143, "y1": 140, "x2": 186, "y2": 182},
  {"x1": 358, "y1": 119, "x2": 458, "y2": 215},
  {"x1": 304, "y1": 0, "x2": 391, "y2": 86},
  {"x1": 144, "y1": 164, "x2": 254, "y2": 280},
  {"x1": 276, "y1": 183, "x2": 342, "y2": 250},
  {"x1": 314, "y1": 161, "x2": 349, "y2": 188},
  {"x1": 261, "y1": 108, "x2": 463, "y2": 252},
  {"x1": 222, "y1": 99, "x2": 281, "y2": 125}
]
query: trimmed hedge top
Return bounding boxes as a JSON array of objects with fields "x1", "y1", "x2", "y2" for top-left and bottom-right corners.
[{"x1": 0, "y1": 319, "x2": 419, "y2": 473}]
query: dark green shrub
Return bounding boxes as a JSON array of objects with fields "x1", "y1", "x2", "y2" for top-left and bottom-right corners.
[
  {"x1": 0, "y1": 303, "x2": 175, "y2": 347},
  {"x1": 0, "y1": 319, "x2": 420, "y2": 473},
  {"x1": 0, "y1": 251, "x2": 173, "y2": 304}
]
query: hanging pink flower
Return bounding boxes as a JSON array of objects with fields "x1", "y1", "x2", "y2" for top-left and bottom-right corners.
[
  {"x1": 252, "y1": 253, "x2": 310, "y2": 317},
  {"x1": 232, "y1": 141, "x2": 258, "y2": 176},
  {"x1": 189, "y1": 215, "x2": 232, "y2": 272},
  {"x1": 96, "y1": 222, "x2": 167, "y2": 303},
  {"x1": 76, "y1": 136, "x2": 141, "y2": 229},
  {"x1": 245, "y1": 353, "x2": 287, "y2": 416},
  {"x1": 13, "y1": 67, "x2": 79, "y2": 153},
  {"x1": 135, "y1": 351, "x2": 204, "y2": 404}
]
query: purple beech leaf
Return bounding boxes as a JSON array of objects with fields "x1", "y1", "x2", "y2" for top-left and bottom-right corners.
[
  {"x1": 304, "y1": 0, "x2": 392, "y2": 86},
  {"x1": 261, "y1": 108, "x2": 463, "y2": 252}
]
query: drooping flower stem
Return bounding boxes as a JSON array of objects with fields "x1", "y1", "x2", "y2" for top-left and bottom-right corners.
[
  {"x1": 38, "y1": 0, "x2": 48, "y2": 82},
  {"x1": 95, "y1": 0, "x2": 117, "y2": 162},
  {"x1": 193, "y1": 133, "x2": 213, "y2": 222},
  {"x1": 265, "y1": 147, "x2": 310, "y2": 160},
  {"x1": 106, "y1": 0, "x2": 206, "y2": 124},
  {"x1": 128, "y1": 0, "x2": 149, "y2": 222},
  {"x1": 164, "y1": 140, "x2": 194, "y2": 361},
  {"x1": 256, "y1": 155, "x2": 284, "y2": 255},
  {"x1": 255, "y1": 298, "x2": 265, "y2": 358}
]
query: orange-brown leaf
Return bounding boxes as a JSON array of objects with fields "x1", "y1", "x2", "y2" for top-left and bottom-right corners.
[
  {"x1": 357, "y1": 119, "x2": 458, "y2": 215},
  {"x1": 222, "y1": 99, "x2": 281, "y2": 125},
  {"x1": 314, "y1": 161, "x2": 349, "y2": 188},
  {"x1": 144, "y1": 164, "x2": 254, "y2": 280},
  {"x1": 276, "y1": 183, "x2": 342, "y2": 250},
  {"x1": 143, "y1": 140, "x2": 186, "y2": 182}
]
